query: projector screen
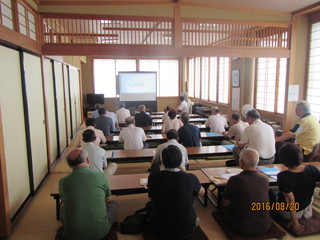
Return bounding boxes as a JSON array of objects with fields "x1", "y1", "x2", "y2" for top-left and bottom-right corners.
[{"x1": 118, "y1": 71, "x2": 157, "y2": 101}]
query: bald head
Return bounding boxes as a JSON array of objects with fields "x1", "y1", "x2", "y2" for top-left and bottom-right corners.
[
  {"x1": 66, "y1": 148, "x2": 88, "y2": 168},
  {"x1": 125, "y1": 116, "x2": 135, "y2": 126},
  {"x1": 139, "y1": 105, "x2": 146, "y2": 111},
  {"x1": 239, "y1": 148, "x2": 259, "y2": 169}
]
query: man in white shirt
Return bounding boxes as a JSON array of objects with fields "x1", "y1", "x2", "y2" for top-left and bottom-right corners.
[
  {"x1": 223, "y1": 113, "x2": 249, "y2": 143},
  {"x1": 205, "y1": 107, "x2": 228, "y2": 134},
  {"x1": 105, "y1": 108, "x2": 118, "y2": 129},
  {"x1": 119, "y1": 116, "x2": 147, "y2": 149},
  {"x1": 161, "y1": 109, "x2": 183, "y2": 134},
  {"x1": 75, "y1": 117, "x2": 106, "y2": 147},
  {"x1": 116, "y1": 103, "x2": 131, "y2": 122},
  {"x1": 81, "y1": 129, "x2": 117, "y2": 175},
  {"x1": 233, "y1": 109, "x2": 275, "y2": 166},
  {"x1": 176, "y1": 96, "x2": 189, "y2": 114},
  {"x1": 151, "y1": 129, "x2": 189, "y2": 172},
  {"x1": 162, "y1": 105, "x2": 173, "y2": 123}
]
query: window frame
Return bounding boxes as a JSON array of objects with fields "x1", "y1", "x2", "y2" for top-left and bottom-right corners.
[
  {"x1": 254, "y1": 57, "x2": 288, "y2": 115},
  {"x1": 92, "y1": 57, "x2": 180, "y2": 98}
]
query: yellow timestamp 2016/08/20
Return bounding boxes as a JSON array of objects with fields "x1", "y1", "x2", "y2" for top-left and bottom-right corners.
[{"x1": 251, "y1": 202, "x2": 299, "y2": 211}]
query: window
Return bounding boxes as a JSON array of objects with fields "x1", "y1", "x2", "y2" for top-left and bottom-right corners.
[
  {"x1": 0, "y1": 0, "x2": 13, "y2": 29},
  {"x1": 17, "y1": 2, "x2": 37, "y2": 40},
  {"x1": 188, "y1": 56, "x2": 229, "y2": 104},
  {"x1": 139, "y1": 59, "x2": 179, "y2": 97},
  {"x1": 93, "y1": 58, "x2": 179, "y2": 98},
  {"x1": 188, "y1": 58, "x2": 194, "y2": 97},
  {"x1": 255, "y1": 58, "x2": 287, "y2": 114},
  {"x1": 307, "y1": 22, "x2": 320, "y2": 120},
  {"x1": 218, "y1": 57, "x2": 229, "y2": 104}
]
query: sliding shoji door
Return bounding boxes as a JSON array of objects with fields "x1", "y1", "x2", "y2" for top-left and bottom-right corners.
[
  {"x1": 53, "y1": 62, "x2": 67, "y2": 153},
  {"x1": 0, "y1": 45, "x2": 30, "y2": 217},
  {"x1": 63, "y1": 65, "x2": 72, "y2": 142},
  {"x1": 43, "y1": 58, "x2": 59, "y2": 164},
  {"x1": 69, "y1": 66, "x2": 82, "y2": 135},
  {"x1": 23, "y1": 52, "x2": 48, "y2": 189}
]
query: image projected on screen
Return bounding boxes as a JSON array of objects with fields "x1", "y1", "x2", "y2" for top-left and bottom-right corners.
[{"x1": 119, "y1": 72, "x2": 157, "y2": 101}]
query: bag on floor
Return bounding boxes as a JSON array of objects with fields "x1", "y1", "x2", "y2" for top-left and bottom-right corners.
[{"x1": 119, "y1": 208, "x2": 146, "y2": 234}]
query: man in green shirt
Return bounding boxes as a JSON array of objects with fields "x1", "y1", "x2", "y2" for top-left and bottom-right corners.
[{"x1": 59, "y1": 148, "x2": 118, "y2": 240}]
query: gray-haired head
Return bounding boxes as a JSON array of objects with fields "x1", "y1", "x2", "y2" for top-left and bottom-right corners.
[{"x1": 240, "y1": 148, "x2": 259, "y2": 168}]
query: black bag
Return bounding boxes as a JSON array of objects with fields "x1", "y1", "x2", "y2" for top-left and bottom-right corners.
[{"x1": 119, "y1": 208, "x2": 146, "y2": 234}]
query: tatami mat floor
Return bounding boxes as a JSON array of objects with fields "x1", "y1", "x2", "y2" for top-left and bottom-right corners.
[{"x1": 8, "y1": 134, "x2": 320, "y2": 240}]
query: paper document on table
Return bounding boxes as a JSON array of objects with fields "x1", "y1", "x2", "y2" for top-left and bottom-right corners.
[
  {"x1": 226, "y1": 168, "x2": 242, "y2": 174},
  {"x1": 140, "y1": 177, "x2": 148, "y2": 186},
  {"x1": 256, "y1": 167, "x2": 280, "y2": 176},
  {"x1": 218, "y1": 173, "x2": 237, "y2": 180}
]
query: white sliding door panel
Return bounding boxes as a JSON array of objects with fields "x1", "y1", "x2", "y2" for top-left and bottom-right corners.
[
  {"x1": 54, "y1": 62, "x2": 67, "y2": 152},
  {"x1": 0, "y1": 46, "x2": 30, "y2": 217},
  {"x1": 23, "y1": 53, "x2": 48, "y2": 189},
  {"x1": 63, "y1": 65, "x2": 71, "y2": 142},
  {"x1": 43, "y1": 59, "x2": 58, "y2": 164}
]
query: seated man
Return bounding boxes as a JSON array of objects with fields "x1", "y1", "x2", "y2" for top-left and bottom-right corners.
[
  {"x1": 205, "y1": 107, "x2": 228, "y2": 134},
  {"x1": 75, "y1": 117, "x2": 106, "y2": 147},
  {"x1": 276, "y1": 101, "x2": 320, "y2": 161},
  {"x1": 151, "y1": 129, "x2": 188, "y2": 172},
  {"x1": 105, "y1": 108, "x2": 118, "y2": 129},
  {"x1": 223, "y1": 148, "x2": 271, "y2": 236},
  {"x1": 59, "y1": 148, "x2": 118, "y2": 240},
  {"x1": 148, "y1": 145, "x2": 205, "y2": 239},
  {"x1": 95, "y1": 107, "x2": 114, "y2": 136},
  {"x1": 162, "y1": 105, "x2": 173, "y2": 123},
  {"x1": 176, "y1": 96, "x2": 189, "y2": 114},
  {"x1": 119, "y1": 116, "x2": 147, "y2": 149},
  {"x1": 81, "y1": 129, "x2": 117, "y2": 175},
  {"x1": 178, "y1": 112, "x2": 201, "y2": 147},
  {"x1": 92, "y1": 103, "x2": 101, "y2": 119},
  {"x1": 222, "y1": 113, "x2": 249, "y2": 143},
  {"x1": 135, "y1": 104, "x2": 152, "y2": 127},
  {"x1": 116, "y1": 102, "x2": 131, "y2": 122},
  {"x1": 161, "y1": 109, "x2": 183, "y2": 134},
  {"x1": 233, "y1": 109, "x2": 275, "y2": 165}
]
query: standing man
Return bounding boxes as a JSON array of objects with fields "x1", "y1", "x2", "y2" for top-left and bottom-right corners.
[
  {"x1": 116, "y1": 102, "x2": 131, "y2": 122},
  {"x1": 178, "y1": 112, "x2": 201, "y2": 147},
  {"x1": 222, "y1": 113, "x2": 249, "y2": 143},
  {"x1": 95, "y1": 107, "x2": 114, "y2": 136},
  {"x1": 59, "y1": 148, "x2": 118, "y2": 240},
  {"x1": 223, "y1": 148, "x2": 271, "y2": 236},
  {"x1": 148, "y1": 145, "x2": 205, "y2": 240},
  {"x1": 151, "y1": 129, "x2": 188, "y2": 172},
  {"x1": 176, "y1": 96, "x2": 189, "y2": 114},
  {"x1": 81, "y1": 129, "x2": 118, "y2": 175},
  {"x1": 119, "y1": 116, "x2": 147, "y2": 149},
  {"x1": 232, "y1": 109, "x2": 275, "y2": 165},
  {"x1": 205, "y1": 107, "x2": 228, "y2": 134},
  {"x1": 276, "y1": 101, "x2": 320, "y2": 161},
  {"x1": 135, "y1": 105, "x2": 152, "y2": 127}
]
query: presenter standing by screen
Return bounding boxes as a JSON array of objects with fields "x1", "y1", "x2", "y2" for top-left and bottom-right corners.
[{"x1": 177, "y1": 96, "x2": 189, "y2": 114}]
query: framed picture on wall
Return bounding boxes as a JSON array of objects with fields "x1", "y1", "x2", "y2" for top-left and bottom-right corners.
[{"x1": 232, "y1": 69, "x2": 240, "y2": 87}]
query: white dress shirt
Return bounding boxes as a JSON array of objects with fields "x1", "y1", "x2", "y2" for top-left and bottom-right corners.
[
  {"x1": 116, "y1": 107, "x2": 131, "y2": 122},
  {"x1": 152, "y1": 139, "x2": 189, "y2": 170},
  {"x1": 119, "y1": 124, "x2": 147, "y2": 149},
  {"x1": 75, "y1": 126, "x2": 106, "y2": 147},
  {"x1": 178, "y1": 100, "x2": 189, "y2": 113},
  {"x1": 226, "y1": 121, "x2": 249, "y2": 142},
  {"x1": 240, "y1": 119, "x2": 275, "y2": 159},
  {"x1": 205, "y1": 114, "x2": 228, "y2": 134},
  {"x1": 162, "y1": 118, "x2": 183, "y2": 133},
  {"x1": 105, "y1": 111, "x2": 118, "y2": 128}
]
